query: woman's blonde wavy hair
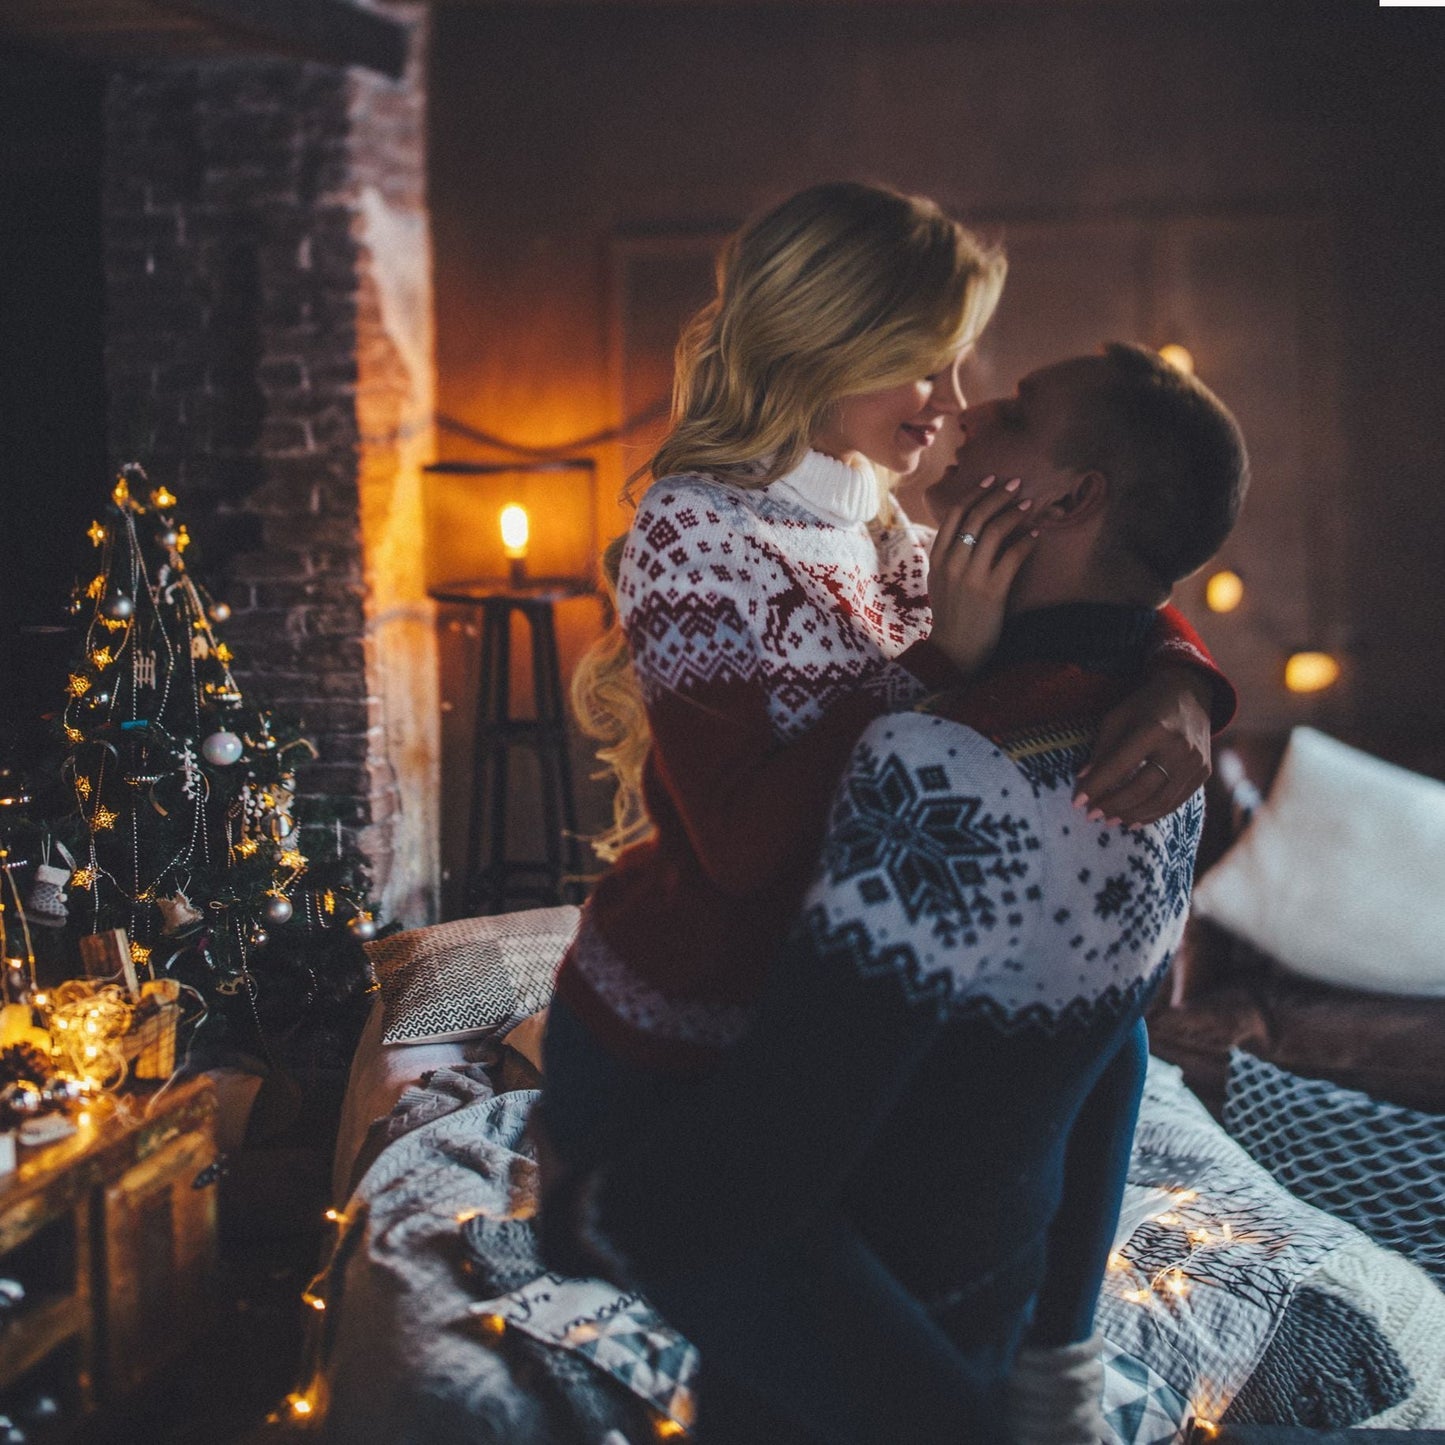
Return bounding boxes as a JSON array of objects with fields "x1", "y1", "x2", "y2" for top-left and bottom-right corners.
[{"x1": 573, "y1": 181, "x2": 1006, "y2": 862}]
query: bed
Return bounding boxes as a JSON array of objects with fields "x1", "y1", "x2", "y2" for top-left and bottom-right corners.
[{"x1": 308, "y1": 983, "x2": 1445, "y2": 1443}]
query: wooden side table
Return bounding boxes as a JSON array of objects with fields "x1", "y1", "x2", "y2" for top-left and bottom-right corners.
[{"x1": 0, "y1": 1075, "x2": 219, "y2": 1434}]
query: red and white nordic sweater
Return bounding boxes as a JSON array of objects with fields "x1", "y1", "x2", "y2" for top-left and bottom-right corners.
[{"x1": 553, "y1": 451, "x2": 1232, "y2": 1073}]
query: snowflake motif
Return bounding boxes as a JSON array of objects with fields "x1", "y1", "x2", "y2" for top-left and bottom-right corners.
[
  {"x1": 822, "y1": 744, "x2": 1026, "y2": 938},
  {"x1": 1155, "y1": 794, "x2": 1204, "y2": 917},
  {"x1": 1016, "y1": 740, "x2": 1092, "y2": 796},
  {"x1": 1094, "y1": 873, "x2": 1134, "y2": 919},
  {"x1": 1092, "y1": 792, "x2": 1204, "y2": 955},
  {"x1": 179, "y1": 745, "x2": 203, "y2": 801}
]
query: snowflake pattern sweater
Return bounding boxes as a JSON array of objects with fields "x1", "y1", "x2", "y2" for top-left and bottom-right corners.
[
  {"x1": 594, "y1": 606, "x2": 1205, "y2": 1366},
  {"x1": 554, "y1": 454, "x2": 1232, "y2": 1072}
]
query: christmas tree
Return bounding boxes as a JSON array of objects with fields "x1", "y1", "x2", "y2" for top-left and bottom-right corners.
[
  {"x1": 47, "y1": 465, "x2": 378, "y2": 1059},
  {"x1": 0, "y1": 755, "x2": 46, "y2": 1005}
]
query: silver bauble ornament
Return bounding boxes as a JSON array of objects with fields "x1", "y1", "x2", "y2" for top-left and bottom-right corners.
[
  {"x1": 347, "y1": 914, "x2": 378, "y2": 942},
  {"x1": 248, "y1": 925, "x2": 269, "y2": 948},
  {"x1": 263, "y1": 895, "x2": 294, "y2": 925},
  {"x1": 0, "y1": 1082, "x2": 44, "y2": 1117},
  {"x1": 101, "y1": 590, "x2": 134, "y2": 621},
  {"x1": 210, "y1": 601, "x2": 232, "y2": 623},
  {"x1": 158, "y1": 527, "x2": 180, "y2": 548},
  {"x1": 201, "y1": 731, "x2": 244, "y2": 766}
]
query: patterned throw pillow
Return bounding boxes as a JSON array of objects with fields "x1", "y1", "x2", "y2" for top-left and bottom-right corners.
[
  {"x1": 366, "y1": 906, "x2": 579, "y2": 1046},
  {"x1": 1223, "y1": 1048, "x2": 1445, "y2": 1286}
]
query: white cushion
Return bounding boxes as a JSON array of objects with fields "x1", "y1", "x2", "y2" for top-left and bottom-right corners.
[
  {"x1": 1192, "y1": 727, "x2": 1445, "y2": 996},
  {"x1": 365, "y1": 905, "x2": 578, "y2": 1045}
]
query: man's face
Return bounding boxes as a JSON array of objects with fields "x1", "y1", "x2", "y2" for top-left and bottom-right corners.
[{"x1": 924, "y1": 358, "x2": 1099, "y2": 522}]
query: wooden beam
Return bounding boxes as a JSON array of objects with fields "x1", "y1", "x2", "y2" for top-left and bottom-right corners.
[
  {"x1": 0, "y1": 0, "x2": 408, "y2": 79},
  {"x1": 168, "y1": 0, "x2": 408, "y2": 77}
]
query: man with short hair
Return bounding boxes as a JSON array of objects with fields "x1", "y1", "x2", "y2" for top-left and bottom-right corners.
[{"x1": 580, "y1": 343, "x2": 1250, "y2": 1445}]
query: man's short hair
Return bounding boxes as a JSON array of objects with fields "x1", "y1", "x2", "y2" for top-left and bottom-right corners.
[{"x1": 1051, "y1": 342, "x2": 1250, "y2": 589}]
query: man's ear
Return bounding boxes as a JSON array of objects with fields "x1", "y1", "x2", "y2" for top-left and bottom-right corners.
[{"x1": 1035, "y1": 469, "x2": 1109, "y2": 528}]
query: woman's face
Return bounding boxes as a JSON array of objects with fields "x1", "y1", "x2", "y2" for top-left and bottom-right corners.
[{"x1": 812, "y1": 352, "x2": 968, "y2": 476}]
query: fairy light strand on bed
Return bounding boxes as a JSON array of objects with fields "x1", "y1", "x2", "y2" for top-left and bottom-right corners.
[{"x1": 1107, "y1": 1184, "x2": 1247, "y2": 1429}]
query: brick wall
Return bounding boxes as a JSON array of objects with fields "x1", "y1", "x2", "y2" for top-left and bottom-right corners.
[{"x1": 102, "y1": 2, "x2": 438, "y2": 924}]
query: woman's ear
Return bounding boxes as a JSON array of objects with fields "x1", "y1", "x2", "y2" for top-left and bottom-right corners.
[{"x1": 1035, "y1": 469, "x2": 1109, "y2": 528}]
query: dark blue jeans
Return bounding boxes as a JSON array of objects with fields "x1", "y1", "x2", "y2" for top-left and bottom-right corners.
[{"x1": 539, "y1": 999, "x2": 1046, "y2": 1444}]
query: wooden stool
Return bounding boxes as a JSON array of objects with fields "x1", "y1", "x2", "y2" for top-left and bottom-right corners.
[{"x1": 433, "y1": 582, "x2": 586, "y2": 914}]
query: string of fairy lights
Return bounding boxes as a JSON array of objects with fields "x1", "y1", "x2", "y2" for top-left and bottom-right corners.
[{"x1": 272, "y1": 1184, "x2": 1248, "y2": 1436}]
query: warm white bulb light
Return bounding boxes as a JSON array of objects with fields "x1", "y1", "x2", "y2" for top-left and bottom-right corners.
[
  {"x1": 1205, "y1": 570, "x2": 1244, "y2": 613},
  {"x1": 500, "y1": 505, "x2": 529, "y2": 558},
  {"x1": 1159, "y1": 344, "x2": 1195, "y2": 375},
  {"x1": 1285, "y1": 651, "x2": 1341, "y2": 694}
]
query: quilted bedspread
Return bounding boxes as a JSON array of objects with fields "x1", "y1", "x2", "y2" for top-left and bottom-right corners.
[{"x1": 316, "y1": 1056, "x2": 1445, "y2": 1444}]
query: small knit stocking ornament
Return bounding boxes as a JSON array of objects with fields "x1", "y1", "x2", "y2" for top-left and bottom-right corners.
[
  {"x1": 1005, "y1": 1333, "x2": 1106, "y2": 1445},
  {"x1": 25, "y1": 842, "x2": 76, "y2": 928},
  {"x1": 25, "y1": 866, "x2": 71, "y2": 927}
]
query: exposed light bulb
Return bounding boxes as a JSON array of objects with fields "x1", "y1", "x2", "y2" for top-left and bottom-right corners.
[
  {"x1": 500, "y1": 504, "x2": 530, "y2": 558},
  {"x1": 1205, "y1": 570, "x2": 1244, "y2": 613},
  {"x1": 1158, "y1": 343, "x2": 1195, "y2": 374},
  {"x1": 1284, "y1": 651, "x2": 1341, "y2": 694}
]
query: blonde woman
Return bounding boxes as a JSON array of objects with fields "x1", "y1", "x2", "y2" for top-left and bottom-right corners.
[
  {"x1": 542, "y1": 177, "x2": 1226, "y2": 1087},
  {"x1": 536, "y1": 180, "x2": 1229, "y2": 1436}
]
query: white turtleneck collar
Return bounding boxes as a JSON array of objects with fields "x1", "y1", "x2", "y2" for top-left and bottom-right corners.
[{"x1": 767, "y1": 449, "x2": 880, "y2": 527}]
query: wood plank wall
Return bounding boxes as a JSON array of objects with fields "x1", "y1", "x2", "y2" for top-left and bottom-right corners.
[{"x1": 428, "y1": 1, "x2": 1445, "y2": 868}]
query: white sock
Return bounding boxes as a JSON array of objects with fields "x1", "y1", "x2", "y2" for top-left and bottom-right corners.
[{"x1": 1004, "y1": 1333, "x2": 1106, "y2": 1445}]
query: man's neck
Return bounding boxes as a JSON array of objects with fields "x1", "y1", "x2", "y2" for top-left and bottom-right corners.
[
  {"x1": 1005, "y1": 533, "x2": 1168, "y2": 614},
  {"x1": 991, "y1": 602, "x2": 1158, "y2": 675}
]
